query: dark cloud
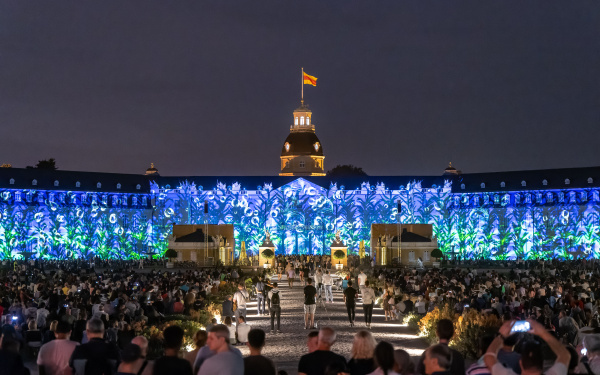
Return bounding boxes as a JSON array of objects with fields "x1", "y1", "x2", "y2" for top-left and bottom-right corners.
[{"x1": 0, "y1": 0, "x2": 598, "y2": 176}]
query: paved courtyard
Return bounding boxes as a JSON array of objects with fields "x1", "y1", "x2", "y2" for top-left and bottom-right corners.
[{"x1": 237, "y1": 275, "x2": 430, "y2": 374}]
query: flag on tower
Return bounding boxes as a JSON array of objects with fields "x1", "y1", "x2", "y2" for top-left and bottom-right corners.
[{"x1": 303, "y1": 72, "x2": 317, "y2": 86}]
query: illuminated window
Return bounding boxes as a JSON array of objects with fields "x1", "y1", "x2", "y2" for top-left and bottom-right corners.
[
  {"x1": 116, "y1": 183, "x2": 121, "y2": 190},
  {"x1": 588, "y1": 177, "x2": 593, "y2": 184},
  {"x1": 300, "y1": 117, "x2": 304, "y2": 125},
  {"x1": 500, "y1": 181, "x2": 505, "y2": 188},
  {"x1": 97, "y1": 182, "x2": 102, "y2": 188},
  {"x1": 295, "y1": 117, "x2": 298, "y2": 125},
  {"x1": 9, "y1": 178, "x2": 14, "y2": 185},
  {"x1": 542, "y1": 179, "x2": 547, "y2": 186},
  {"x1": 565, "y1": 178, "x2": 570, "y2": 185},
  {"x1": 480, "y1": 183, "x2": 485, "y2": 189},
  {"x1": 299, "y1": 161, "x2": 305, "y2": 168},
  {"x1": 136, "y1": 184, "x2": 141, "y2": 190},
  {"x1": 54, "y1": 180, "x2": 59, "y2": 187},
  {"x1": 32, "y1": 179, "x2": 37, "y2": 186},
  {"x1": 521, "y1": 180, "x2": 526, "y2": 187},
  {"x1": 306, "y1": 117, "x2": 310, "y2": 125},
  {"x1": 460, "y1": 183, "x2": 465, "y2": 190},
  {"x1": 76, "y1": 181, "x2": 81, "y2": 188}
]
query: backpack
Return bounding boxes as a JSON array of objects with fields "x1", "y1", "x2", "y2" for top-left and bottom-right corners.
[{"x1": 271, "y1": 291, "x2": 280, "y2": 306}]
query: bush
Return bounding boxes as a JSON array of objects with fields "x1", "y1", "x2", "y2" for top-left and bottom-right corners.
[
  {"x1": 333, "y1": 250, "x2": 346, "y2": 260},
  {"x1": 164, "y1": 249, "x2": 178, "y2": 259},
  {"x1": 417, "y1": 304, "x2": 456, "y2": 343},
  {"x1": 142, "y1": 319, "x2": 203, "y2": 359},
  {"x1": 261, "y1": 249, "x2": 274, "y2": 259},
  {"x1": 452, "y1": 309, "x2": 502, "y2": 358},
  {"x1": 431, "y1": 248, "x2": 443, "y2": 259},
  {"x1": 403, "y1": 312, "x2": 424, "y2": 332}
]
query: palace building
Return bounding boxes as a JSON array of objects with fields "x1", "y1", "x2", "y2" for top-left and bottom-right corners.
[{"x1": 1, "y1": 101, "x2": 600, "y2": 262}]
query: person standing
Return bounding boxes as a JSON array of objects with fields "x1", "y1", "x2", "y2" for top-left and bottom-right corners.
[
  {"x1": 323, "y1": 271, "x2": 333, "y2": 303},
  {"x1": 304, "y1": 278, "x2": 317, "y2": 330},
  {"x1": 287, "y1": 267, "x2": 296, "y2": 288},
  {"x1": 244, "y1": 329, "x2": 276, "y2": 375},
  {"x1": 37, "y1": 321, "x2": 79, "y2": 375},
  {"x1": 255, "y1": 277, "x2": 266, "y2": 316},
  {"x1": 233, "y1": 283, "x2": 249, "y2": 321},
  {"x1": 268, "y1": 283, "x2": 282, "y2": 333},
  {"x1": 153, "y1": 326, "x2": 193, "y2": 375},
  {"x1": 344, "y1": 280, "x2": 358, "y2": 327},
  {"x1": 298, "y1": 327, "x2": 347, "y2": 375},
  {"x1": 69, "y1": 318, "x2": 120, "y2": 375},
  {"x1": 362, "y1": 281, "x2": 376, "y2": 329},
  {"x1": 198, "y1": 325, "x2": 244, "y2": 375},
  {"x1": 357, "y1": 271, "x2": 367, "y2": 295},
  {"x1": 315, "y1": 268, "x2": 324, "y2": 297}
]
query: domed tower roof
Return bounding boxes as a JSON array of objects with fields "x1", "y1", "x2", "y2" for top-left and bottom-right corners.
[
  {"x1": 443, "y1": 162, "x2": 460, "y2": 176},
  {"x1": 281, "y1": 132, "x2": 323, "y2": 157},
  {"x1": 145, "y1": 163, "x2": 159, "y2": 176}
]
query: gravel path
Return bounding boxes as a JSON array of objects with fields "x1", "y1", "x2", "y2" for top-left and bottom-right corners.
[{"x1": 238, "y1": 275, "x2": 430, "y2": 375}]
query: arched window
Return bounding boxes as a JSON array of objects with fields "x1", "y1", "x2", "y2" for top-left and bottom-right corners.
[
  {"x1": 75, "y1": 181, "x2": 81, "y2": 188},
  {"x1": 116, "y1": 183, "x2": 121, "y2": 190},
  {"x1": 97, "y1": 182, "x2": 102, "y2": 188},
  {"x1": 54, "y1": 180, "x2": 59, "y2": 187},
  {"x1": 588, "y1": 177, "x2": 594, "y2": 184},
  {"x1": 480, "y1": 183, "x2": 485, "y2": 189},
  {"x1": 542, "y1": 179, "x2": 548, "y2": 186},
  {"x1": 32, "y1": 179, "x2": 37, "y2": 186},
  {"x1": 521, "y1": 180, "x2": 526, "y2": 187},
  {"x1": 565, "y1": 178, "x2": 570, "y2": 185},
  {"x1": 300, "y1": 117, "x2": 305, "y2": 125},
  {"x1": 9, "y1": 178, "x2": 14, "y2": 185},
  {"x1": 500, "y1": 181, "x2": 505, "y2": 188},
  {"x1": 136, "y1": 184, "x2": 141, "y2": 190},
  {"x1": 295, "y1": 117, "x2": 298, "y2": 125},
  {"x1": 299, "y1": 161, "x2": 305, "y2": 168},
  {"x1": 306, "y1": 117, "x2": 310, "y2": 125},
  {"x1": 460, "y1": 183, "x2": 465, "y2": 190}
]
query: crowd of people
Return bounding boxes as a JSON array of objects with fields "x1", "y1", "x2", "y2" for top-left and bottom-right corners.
[{"x1": 0, "y1": 256, "x2": 598, "y2": 375}]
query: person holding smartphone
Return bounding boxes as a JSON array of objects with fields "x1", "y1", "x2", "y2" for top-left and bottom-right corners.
[{"x1": 484, "y1": 319, "x2": 571, "y2": 375}]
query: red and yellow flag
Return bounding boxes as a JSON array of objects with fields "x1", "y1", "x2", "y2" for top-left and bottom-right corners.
[{"x1": 303, "y1": 72, "x2": 317, "y2": 86}]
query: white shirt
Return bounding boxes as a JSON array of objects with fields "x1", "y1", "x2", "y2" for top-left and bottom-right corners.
[
  {"x1": 322, "y1": 274, "x2": 333, "y2": 286},
  {"x1": 358, "y1": 273, "x2": 367, "y2": 286},
  {"x1": 233, "y1": 289, "x2": 249, "y2": 308},
  {"x1": 362, "y1": 287, "x2": 376, "y2": 305},
  {"x1": 236, "y1": 322, "x2": 251, "y2": 343}
]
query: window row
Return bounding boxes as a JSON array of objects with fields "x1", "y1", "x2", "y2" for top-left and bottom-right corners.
[
  {"x1": 462, "y1": 177, "x2": 594, "y2": 190},
  {"x1": 7, "y1": 179, "x2": 142, "y2": 190},
  {"x1": 294, "y1": 116, "x2": 310, "y2": 126}
]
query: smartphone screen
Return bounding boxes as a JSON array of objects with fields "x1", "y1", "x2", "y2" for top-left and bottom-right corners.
[{"x1": 510, "y1": 321, "x2": 531, "y2": 333}]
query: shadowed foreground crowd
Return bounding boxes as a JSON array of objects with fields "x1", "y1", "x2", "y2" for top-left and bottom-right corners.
[{"x1": 0, "y1": 258, "x2": 600, "y2": 375}]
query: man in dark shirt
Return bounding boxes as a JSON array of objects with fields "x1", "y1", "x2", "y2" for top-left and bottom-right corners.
[
  {"x1": 153, "y1": 325, "x2": 193, "y2": 375},
  {"x1": 69, "y1": 318, "x2": 120, "y2": 375},
  {"x1": 343, "y1": 280, "x2": 358, "y2": 327},
  {"x1": 298, "y1": 327, "x2": 346, "y2": 375},
  {"x1": 244, "y1": 329, "x2": 276, "y2": 375},
  {"x1": 415, "y1": 319, "x2": 465, "y2": 375},
  {"x1": 222, "y1": 295, "x2": 234, "y2": 320},
  {"x1": 303, "y1": 278, "x2": 317, "y2": 330}
]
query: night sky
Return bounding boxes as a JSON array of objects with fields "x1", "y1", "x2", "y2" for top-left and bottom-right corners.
[{"x1": 1, "y1": 1, "x2": 599, "y2": 177}]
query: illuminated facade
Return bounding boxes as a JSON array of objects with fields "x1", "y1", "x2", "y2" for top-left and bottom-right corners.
[{"x1": 1, "y1": 165, "x2": 600, "y2": 261}]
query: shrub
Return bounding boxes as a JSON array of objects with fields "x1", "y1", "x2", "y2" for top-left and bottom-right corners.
[
  {"x1": 417, "y1": 304, "x2": 456, "y2": 343},
  {"x1": 261, "y1": 249, "x2": 274, "y2": 259},
  {"x1": 164, "y1": 249, "x2": 178, "y2": 259},
  {"x1": 431, "y1": 248, "x2": 443, "y2": 260},
  {"x1": 403, "y1": 312, "x2": 424, "y2": 332},
  {"x1": 452, "y1": 309, "x2": 502, "y2": 358},
  {"x1": 333, "y1": 250, "x2": 346, "y2": 260}
]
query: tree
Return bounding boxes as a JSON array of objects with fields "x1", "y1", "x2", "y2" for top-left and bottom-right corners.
[
  {"x1": 164, "y1": 249, "x2": 178, "y2": 260},
  {"x1": 261, "y1": 249, "x2": 274, "y2": 259},
  {"x1": 326, "y1": 164, "x2": 367, "y2": 177},
  {"x1": 333, "y1": 250, "x2": 346, "y2": 259},
  {"x1": 36, "y1": 158, "x2": 57, "y2": 170},
  {"x1": 431, "y1": 248, "x2": 444, "y2": 261}
]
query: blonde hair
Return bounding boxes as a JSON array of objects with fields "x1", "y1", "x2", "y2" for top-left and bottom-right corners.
[
  {"x1": 351, "y1": 330, "x2": 376, "y2": 359},
  {"x1": 49, "y1": 320, "x2": 59, "y2": 332}
]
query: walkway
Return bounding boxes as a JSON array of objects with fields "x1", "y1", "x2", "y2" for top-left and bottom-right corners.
[{"x1": 239, "y1": 275, "x2": 429, "y2": 374}]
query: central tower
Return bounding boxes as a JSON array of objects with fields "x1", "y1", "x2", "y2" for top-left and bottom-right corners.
[{"x1": 279, "y1": 101, "x2": 325, "y2": 176}]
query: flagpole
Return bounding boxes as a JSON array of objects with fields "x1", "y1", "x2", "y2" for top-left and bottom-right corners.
[{"x1": 301, "y1": 67, "x2": 304, "y2": 103}]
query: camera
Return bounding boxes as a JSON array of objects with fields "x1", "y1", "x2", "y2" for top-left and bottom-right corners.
[{"x1": 510, "y1": 321, "x2": 531, "y2": 333}]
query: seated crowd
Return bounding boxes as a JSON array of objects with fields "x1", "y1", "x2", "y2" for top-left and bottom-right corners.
[{"x1": 0, "y1": 257, "x2": 598, "y2": 374}]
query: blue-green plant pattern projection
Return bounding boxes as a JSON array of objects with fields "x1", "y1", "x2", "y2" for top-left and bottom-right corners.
[{"x1": 2, "y1": 179, "x2": 600, "y2": 260}]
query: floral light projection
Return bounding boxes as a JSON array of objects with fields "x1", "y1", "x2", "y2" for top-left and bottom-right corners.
[{"x1": 1, "y1": 178, "x2": 600, "y2": 260}]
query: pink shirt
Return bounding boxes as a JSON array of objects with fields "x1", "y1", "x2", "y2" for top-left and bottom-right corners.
[{"x1": 37, "y1": 339, "x2": 79, "y2": 375}]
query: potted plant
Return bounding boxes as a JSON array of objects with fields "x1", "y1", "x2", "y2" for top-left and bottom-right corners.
[
  {"x1": 431, "y1": 248, "x2": 443, "y2": 268},
  {"x1": 261, "y1": 249, "x2": 274, "y2": 268},
  {"x1": 164, "y1": 249, "x2": 178, "y2": 268}
]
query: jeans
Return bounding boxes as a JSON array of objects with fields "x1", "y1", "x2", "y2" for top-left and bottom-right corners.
[
  {"x1": 346, "y1": 303, "x2": 356, "y2": 323},
  {"x1": 235, "y1": 308, "x2": 246, "y2": 321},
  {"x1": 363, "y1": 303, "x2": 373, "y2": 324},
  {"x1": 324, "y1": 285, "x2": 333, "y2": 302},
  {"x1": 257, "y1": 293, "x2": 265, "y2": 314},
  {"x1": 270, "y1": 305, "x2": 281, "y2": 330}
]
